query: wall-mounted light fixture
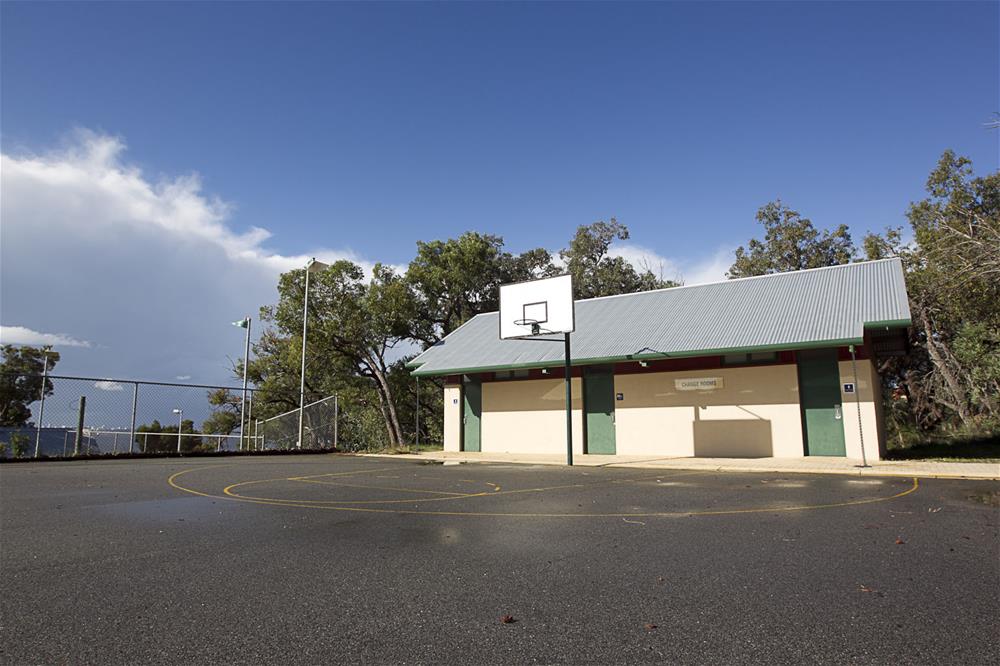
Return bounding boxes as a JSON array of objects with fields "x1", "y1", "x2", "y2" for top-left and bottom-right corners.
[{"x1": 638, "y1": 360, "x2": 649, "y2": 368}]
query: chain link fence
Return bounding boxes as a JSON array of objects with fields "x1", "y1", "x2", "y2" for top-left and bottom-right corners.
[
  {"x1": 0, "y1": 372, "x2": 442, "y2": 459},
  {"x1": 260, "y1": 395, "x2": 339, "y2": 450},
  {"x1": 1, "y1": 374, "x2": 261, "y2": 458}
]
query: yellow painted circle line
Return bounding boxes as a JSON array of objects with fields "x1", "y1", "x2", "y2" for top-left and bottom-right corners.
[
  {"x1": 219, "y1": 470, "x2": 709, "y2": 506},
  {"x1": 167, "y1": 466, "x2": 920, "y2": 518}
]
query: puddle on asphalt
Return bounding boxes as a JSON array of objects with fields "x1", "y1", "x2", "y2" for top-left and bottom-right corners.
[{"x1": 94, "y1": 496, "x2": 235, "y2": 523}]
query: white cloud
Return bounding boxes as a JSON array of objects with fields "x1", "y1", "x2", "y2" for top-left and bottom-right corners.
[
  {"x1": 0, "y1": 325, "x2": 92, "y2": 348},
  {"x1": 607, "y1": 243, "x2": 683, "y2": 283},
  {"x1": 608, "y1": 243, "x2": 734, "y2": 286},
  {"x1": 676, "y1": 247, "x2": 735, "y2": 285},
  {"x1": 0, "y1": 130, "x2": 390, "y2": 383},
  {"x1": 175, "y1": 375, "x2": 192, "y2": 381},
  {"x1": 94, "y1": 380, "x2": 125, "y2": 392}
]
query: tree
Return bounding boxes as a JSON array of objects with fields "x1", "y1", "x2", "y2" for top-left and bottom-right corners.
[
  {"x1": 559, "y1": 219, "x2": 678, "y2": 299},
  {"x1": 727, "y1": 201, "x2": 855, "y2": 278},
  {"x1": 0, "y1": 346, "x2": 61, "y2": 426},
  {"x1": 407, "y1": 232, "x2": 554, "y2": 345},
  {"x1": 865, "y1": 151, "x2": 1000, "y2": 433},
  {"x1": 134, "y1": 420, "x2": 164, "y2": 452},
  {"x1": 135, "y1": 419, "x2": 203, "y2": 452},
  {"x1": 262, "y1": 261, "x2": 419, "y2": 447},
  {"x1": 247, "y1": 223, "x2": 685, "y2": 451},
  {"x1": 201, "y1": 389, "x2": 241, "y2": 436}
]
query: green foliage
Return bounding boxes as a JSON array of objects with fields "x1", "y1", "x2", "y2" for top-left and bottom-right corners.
[
  {"x1": 728, "y1": 201, "x2": 854, "y2": 278},
  {"x1": 135, "y1": 419, "x2": 203, "y2": 453},
  {"x1": 0, "y1": 346, "x2": 60, "y2": 426},
  {"x1": 407, "y1": 232, "x2": 554, "y2": 343},
  {"x1": 201, "y1": 389, "x2": 241, "y2": 435},
  {"x1": 9, "y1": 432, "x2": 29, "y2": 458},
  {"x1": 248, "y1": 220, "x2": 675, "y2": 451},
  {"x1": 729, "y1": 155, "x2": 998, "y2": 443},
  {"x1": 864, "y1": 150, "x2": 999, "y2": 437},
  {"x1": 559, "y1": 219, "x2": 679, "y2": 299}
]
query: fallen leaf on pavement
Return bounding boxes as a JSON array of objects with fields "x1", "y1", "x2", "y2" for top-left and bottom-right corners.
[
  {"x1": 644, "y1": 623, "x2": 658, "y2": 631},
  {"x1": 500, "y1": 615, "x2": 516, "y2": 624}
]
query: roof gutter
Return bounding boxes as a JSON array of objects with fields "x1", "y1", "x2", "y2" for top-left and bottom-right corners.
[{"x1": 410, "y1": 336, "x2": 867, "y2": 377}]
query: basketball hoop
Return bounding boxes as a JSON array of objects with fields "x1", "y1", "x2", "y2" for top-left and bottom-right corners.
[
  {"x1": 498, "y1": 273, "x2": 576, "y2": 466},
  {"x1": 512, "y1": 318, "x2": 542, "y2": 336}
]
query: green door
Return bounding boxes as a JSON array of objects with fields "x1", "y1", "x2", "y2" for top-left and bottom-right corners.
[
  {"x1": 797, "y1": 350, "x2": 846, "y2": 456},
  {"x1": 462, "y1": 378, "x2": 481, "y2": 452},
  {"x1": 584, "y1": 370, "x2": 616, "y2": 454}
]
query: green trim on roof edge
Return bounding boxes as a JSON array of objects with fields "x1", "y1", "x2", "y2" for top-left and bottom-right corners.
[
  {"x1": 863, "y1": 318, "x2": 911, "y2": 329},
  {"x1": 410, "y1": 336, "x2": 866, "y2": 377}
]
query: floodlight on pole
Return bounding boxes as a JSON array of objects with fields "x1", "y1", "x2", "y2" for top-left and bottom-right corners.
[
  {"x1": 172, "y1": 408, "x2": 183, "y2": 453},
  {"x1": 233, "y1": 316, "x2": 252, "y2": 451},
  {"x1": 298, "y1": 257, "x2": 328, "y2": 449}
]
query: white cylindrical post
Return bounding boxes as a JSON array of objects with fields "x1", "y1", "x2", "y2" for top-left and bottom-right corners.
[
  {"x1": 297, "y1": 262, "x2": 312, "y2": 449},
  {"x1": 34, "y1": 354, "x2": 50, "y2": 458},
  {"x1": 240, "y1": 317, "x2": 251, "y2": 451},
  {"x1": 128, "y1": 383, "x2": 139, "y2": 454},
  {"x1": 173, "y1": 409, "x2": 183, "y2": 453}
]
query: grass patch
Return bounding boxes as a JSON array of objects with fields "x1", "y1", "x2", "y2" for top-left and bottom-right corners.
[
  {"x1": 379, "y1": 442, "x2": 445, "y2": 455},
  {"x1": 885, "y1": 433, "x2": 1000, "y2": 463}
]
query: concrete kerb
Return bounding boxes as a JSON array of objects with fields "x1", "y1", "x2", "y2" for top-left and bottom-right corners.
[{"x1": 359, "y1": 452, "x2": 1000, "y2": 481}]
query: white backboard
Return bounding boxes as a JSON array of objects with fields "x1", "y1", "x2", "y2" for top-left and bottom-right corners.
[{"x1": 499, "y1": 274, "x2": 575, "y2": 339}]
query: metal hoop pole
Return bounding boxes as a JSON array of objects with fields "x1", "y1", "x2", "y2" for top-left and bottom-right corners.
[
  {"x1": 564, "y1": 332, "x2": 573, "y2": 466},
  {"x1": 850, "y1": 344, "x2": 868, "y2": 467}
]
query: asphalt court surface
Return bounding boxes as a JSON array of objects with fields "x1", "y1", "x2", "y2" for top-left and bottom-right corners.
[
  {"x1": 169, "y1": 459, "x2": 923, "y2": 517},
  {"x1": 2, "y1": 455, "x2": 998, "y2": 664}
]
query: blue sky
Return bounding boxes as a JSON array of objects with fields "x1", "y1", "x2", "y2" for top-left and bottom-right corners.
[{"x1": 1, "y1": 1, "x2": 998, "y2": 389}]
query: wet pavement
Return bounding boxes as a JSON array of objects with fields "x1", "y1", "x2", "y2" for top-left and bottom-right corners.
[{"x1": 2, "y1": 455, "x2": 998, "y2": 664}]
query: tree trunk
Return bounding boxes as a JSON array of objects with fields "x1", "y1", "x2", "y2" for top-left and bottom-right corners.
[
  {"x1": 368, "y1": 361, "x2": 404, "y2": 447},
  {"x1": 917, "y1": 304, "x2": 973, "y2": 427}
]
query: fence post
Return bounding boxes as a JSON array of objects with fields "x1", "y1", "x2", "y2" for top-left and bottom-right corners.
[
  {"x1": 74, "y1": 396, "x2": 86, "y2": 456},
  {"x1": 334, "y1": 395, "x2": 339, "y2": 451},
  {"x1": 128, "y1": 382, "x2": 138, "y2": 454},
  {"x1": 415, "y1": 377, "x2": 420, "y2": 452},
  {"x1": 246, "y1": 390, "x2": 254, "y2": 452}
]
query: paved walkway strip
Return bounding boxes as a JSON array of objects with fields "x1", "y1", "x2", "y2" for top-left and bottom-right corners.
[{"x1": 364, "y1": 451, "x2": 999, "y2": 480}]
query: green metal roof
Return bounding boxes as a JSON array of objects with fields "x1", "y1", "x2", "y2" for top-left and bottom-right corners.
[{"x1": 410, "y1": 258, "x2": 911, "y2": 376}]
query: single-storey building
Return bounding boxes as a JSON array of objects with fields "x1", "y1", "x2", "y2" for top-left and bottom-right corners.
[{"x1": 409, "y1": 258, "x2": 911, "y2": 461}]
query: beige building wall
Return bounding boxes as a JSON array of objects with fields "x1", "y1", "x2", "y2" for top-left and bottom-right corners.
[
  {"x1": 613, "y1": 364, "x2": 805, "y2": 458},
  {"x1": 480, "y1": 377, "x2": 584, "y2": 455},
  {"x1": 837, "y1": 359, "x2": 883, "y2": 462},
  {"x1": 442, "y1": 383, "x2": 462, "y2": 452}
]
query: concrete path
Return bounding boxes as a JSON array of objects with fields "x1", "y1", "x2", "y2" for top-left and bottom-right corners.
[{"x1": 368, "y1": 450, "x2": 1000, "y2": 480}]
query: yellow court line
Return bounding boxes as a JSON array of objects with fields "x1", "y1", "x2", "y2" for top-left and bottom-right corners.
[
  {"x1": 286, "y1": 467, "x2": 400, "y2": 481},
  {"x1": 292, "y1": 478, "x2": 475, "y2": 496},
  {"x1": 222, "y1": 471, "x2": 709, "y2": 506},
  {"x1": 167, "y1": 466, "x2": 920, "y2": 518}
]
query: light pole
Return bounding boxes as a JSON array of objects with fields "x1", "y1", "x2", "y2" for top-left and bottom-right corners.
[
  {"x1": 298, "y1": 258, "x2": 328, "y2": 449},
  {"x1": 233, "y1": 316, "x2": 252, "y2": 451},
  {"x1": 172, "y1": 408, "x2": 183, "y2": 453}
]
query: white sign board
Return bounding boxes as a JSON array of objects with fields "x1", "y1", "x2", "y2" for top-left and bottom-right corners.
[
  {"x1": 675, "y1": 377, "x2": 724, "y2": 391},
  {"x1": 499, "y1": 274, "x2": 575, "y2": 339}
]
